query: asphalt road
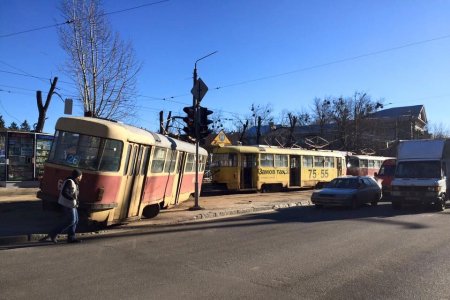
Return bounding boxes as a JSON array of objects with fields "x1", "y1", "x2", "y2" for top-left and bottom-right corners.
[{"x1": 2, "y1": 203, "x2": 450, "y2": 299}]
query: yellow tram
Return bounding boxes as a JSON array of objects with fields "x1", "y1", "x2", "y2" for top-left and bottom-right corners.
[{"x1": 210, "y1": 145, "x2": 347, "y2": 192}]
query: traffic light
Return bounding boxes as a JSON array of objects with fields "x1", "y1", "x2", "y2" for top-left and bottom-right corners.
[
  {"x1": 198, "y1": 106, "x2": 213, "y2": 139},
  {"x1": 182, "y1": 106, "x2": 195, "y2": 139}
]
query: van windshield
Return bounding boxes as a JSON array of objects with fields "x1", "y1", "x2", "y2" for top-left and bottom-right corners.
[
  {"x1": 378, "y1": 165, "x2": 395, "y2": 176},
  {"x1": 395, "y1": 161, "x2": 441, "y2": 179}
]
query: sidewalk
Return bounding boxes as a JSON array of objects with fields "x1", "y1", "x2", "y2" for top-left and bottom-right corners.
[{"x1": 0, "y1": 189, "x2": 313, "y2": 245}]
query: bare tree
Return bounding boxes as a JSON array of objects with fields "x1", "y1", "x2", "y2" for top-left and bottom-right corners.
[
  {"x1": 35, "y1": 77, "x2": 58, "y2": 133},
  {"x1": 430, "y1": 122, "x2": 450, "y2": 139},
  {"x1": 331, "y1": 97, "x2": 352, "y2": 150},
  {"x1": 311, "y1": 97, "x2": 332, "y2": 136},
  {"x1": 58, "y1": 0, "x2": 141, "y2": 120},
  {"x1": 249, "y1": 103, "x2": 273, "y2": 127}
]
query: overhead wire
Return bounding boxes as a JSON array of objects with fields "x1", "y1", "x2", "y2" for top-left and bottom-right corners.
[{"x1": 0, "y1": 0, "x2": 170, "y2": 38}]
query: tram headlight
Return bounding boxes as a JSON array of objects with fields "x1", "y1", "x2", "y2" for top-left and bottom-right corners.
[{"x1": 97, "y1": 187, "x2": 104, "y2": 202}]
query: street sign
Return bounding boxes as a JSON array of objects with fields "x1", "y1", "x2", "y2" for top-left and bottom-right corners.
[{"x1": 191, "y1": 78, "x2": 208, "y2": 102}]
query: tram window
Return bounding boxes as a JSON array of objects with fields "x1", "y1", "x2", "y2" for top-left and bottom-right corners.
[
  {"x1": 374, "y1": 160, "x2": 382, "y2": 169},
  {"x1": 151, "y1": 147, "x2": 167, "y2": 173},
  {"x1": 303, "y1": 156, "x2": 313, "y2": 167},
  {"x1": 274, "y1": 154, "x2": 288, "y2": 167},
  {"x1": 347, "y1": 157, "x2": 359, "y2": 168},
  {"x1": 128, "y1": 147, "x2": 137, "y2": 176},
  {"x1": 164, "y1": 150, "x2": 177, "y2": 173},
  {"x1": 368, "y1": 160, "x2": 375, "y2": 168},
  {"x1": 185, "y1": 153, "x2": 195, "y2": 172},
  {"x1": 199, "y1": 155, "x2": 206, "y2": 172},
  {"x1": 242, "y1": 155, "x2": 256, "y2": 168},
  {"x1": 140, "y1": 147, "x2": 150, "y2": 175},
  {"x1": 98, "y1": 139, "x2": 123, "y2": 172},
  {"x1": 211, "y1": 153, "x2": 237, "y2": 167},
  {"x1": 314, "y1": 156, "x2": 325, "y2": 168},
  {"x1": 260, "y1": 154, "x2": 274, "y2": 167},
  {"x1": 123, "y1": 145, "x2": 132, "y2": 175},
  {"x1": 324, "y1": 157, "x2": 335, "y2": 168},
  {"x1": 360, "y1": 160, "x2": 368, "y2": 168}
]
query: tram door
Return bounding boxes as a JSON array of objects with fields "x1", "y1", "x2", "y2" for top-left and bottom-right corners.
[
  {"x1": 127, "y1": 145, "x2": 150, "y2": 218},
  {"x1": 240, "y1": 154, "x2": 255, "y2": 189},
  {"x1": 173, "y1": 152, "x2": 186, "y2": 205},
  {"x1": 290, "y1": 155, "x2": 300, "y2": 187},
  {"x1": 337, "y1": 157, "x2": 343, "y2": 176}
]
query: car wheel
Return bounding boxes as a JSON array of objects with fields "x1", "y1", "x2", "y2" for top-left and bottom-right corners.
[{"x1": 371, "y1": 194, "x2": 379, "y2": 206}]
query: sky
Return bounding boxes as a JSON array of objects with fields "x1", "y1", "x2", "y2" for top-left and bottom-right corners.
[{"x1": 1, "y1": 0, "x2": 450, "y2": 134}]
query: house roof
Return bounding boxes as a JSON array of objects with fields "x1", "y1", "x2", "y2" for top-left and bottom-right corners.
[{"x1": 370, "y1": 105, "x2": 424, "y2": 119}]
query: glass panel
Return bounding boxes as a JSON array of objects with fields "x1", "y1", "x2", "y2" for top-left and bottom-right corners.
[
  {"x1": 324, "y1": 157, "x2": 334, "y2": 168},
  {"x1": 35, "y1": 135, "x2": 53, "y2": 179},
  {"x1": 303, "y1": 156, "x2": 313, "y2": 167},
  {"x1": 98, "y1": 139, "x2": 123, "y2": 172},
  {"x1": 185, "y1": 153, "x2": 195, "y2": 172},
  {"x1": 0, "y1": 133, "x2": 6, "y2": 181},
  {"x1": 314, "y1": 156, "x2": 325, "y2": 168},
  {"x1": 360, "y1": 160, "x2": 368, "y2": 168},
  {"x1": 211, "y1": 153, "x2": 237, "y2": 167},
  {"x1": 140, "y1": 147, "x2": 150, "y2": 175},
  {"x1": 260, "y1": 153, "x2": 273, "y2": 167},
  {"x1": 164, "y1": 149, "x2": 177, "y2": 173},
  {"x1": 274, "y1": 154, "x2": 288, "y2": 167},
  {"x1": 123, "y1": 145, "x2": 132, "y2": 175},
  {"x1": 7, "y1": 132, "x2": 34, "y2": 181},
  {"x1": 151, "y1": 147, "x2": 167, "y2": 173}
]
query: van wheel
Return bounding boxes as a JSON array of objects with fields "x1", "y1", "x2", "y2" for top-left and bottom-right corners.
[
  {"x1": 142, "y1": 204, "x2": 160, "y2": 219},
  {"x1": 434, "y1": 197, "x2": 445, "y2": 212}
]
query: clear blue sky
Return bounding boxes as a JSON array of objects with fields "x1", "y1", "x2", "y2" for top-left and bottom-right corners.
[{"x1": 1, "y1": 0, "x2": 449, "y2": 134}]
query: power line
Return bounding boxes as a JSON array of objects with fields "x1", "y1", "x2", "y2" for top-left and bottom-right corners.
[
  {"x1": 214, "y1": 33, "x2": 450, "y2": 90},
  {"x1": 0, "y1": 0, "x2": 170, "y2": 38}
]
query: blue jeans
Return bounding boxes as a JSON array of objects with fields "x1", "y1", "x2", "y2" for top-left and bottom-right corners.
[{"x1": 51, "y1": 206, "x2": 79, "y2": 240}]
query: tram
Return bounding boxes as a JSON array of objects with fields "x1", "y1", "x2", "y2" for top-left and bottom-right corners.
[
  {"x1": 38, "y1": 117, "x2": 207, "y2": 226},
  {"x1": 346, "y1": 154, "x2": 393, "y2": 177},
  {"x1": 210, "y1": 145, "x2": 347, "y2": 192}
]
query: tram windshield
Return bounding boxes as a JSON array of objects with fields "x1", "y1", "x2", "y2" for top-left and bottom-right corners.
[{"x1": 48, "y1": 130, "x2": 123, "y2": 172}]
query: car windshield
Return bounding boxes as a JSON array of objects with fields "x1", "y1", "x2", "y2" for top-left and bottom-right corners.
[{"x1": 327, "y1": 178, "x2": 359, "y2": 189}]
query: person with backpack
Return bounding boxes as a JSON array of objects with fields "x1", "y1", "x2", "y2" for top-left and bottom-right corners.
[{"x1": 41, "y1": 169, "x2": 83, "y2": 244}]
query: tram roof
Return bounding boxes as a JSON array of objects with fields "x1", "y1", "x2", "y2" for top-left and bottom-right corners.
[
  {"x1": 55, "y1": 117, "x2": 207, "y2": 155},
  {"x1": 347, "y1": 154, "x2": 394, "y2": 161},
  {"x1": 213, "y1": 145, "x2": 346, "y2": 157}
]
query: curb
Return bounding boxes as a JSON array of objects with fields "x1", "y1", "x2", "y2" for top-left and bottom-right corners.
[{"x1": 0, "y1": 200, "x2": 313, "y2": 246}]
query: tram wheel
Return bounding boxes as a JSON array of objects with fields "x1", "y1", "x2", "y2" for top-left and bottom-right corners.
[{"x1": 142, "y1": 204, "x2": 160, "y2": 219}]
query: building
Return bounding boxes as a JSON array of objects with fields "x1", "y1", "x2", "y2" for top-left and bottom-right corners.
[{"x1": 0, "y1": 130, "x2": 53, "y2": 187}]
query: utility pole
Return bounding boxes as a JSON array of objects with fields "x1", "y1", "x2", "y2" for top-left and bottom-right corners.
[{"x1": 190, "y1": 51, "x2": 217, "y2": 211}]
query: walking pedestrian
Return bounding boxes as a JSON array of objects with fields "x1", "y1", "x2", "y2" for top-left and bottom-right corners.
[{"x1": 41, "y1": 169, "x2": 83, "y2": 243}]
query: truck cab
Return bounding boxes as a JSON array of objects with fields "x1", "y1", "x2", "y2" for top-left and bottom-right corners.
[
  {"x1": 391, "y1": 140, "x2": 449, "y2": 210},
  {"x1": 375, "y1": 158, "x2": 396, "y2": 200}
]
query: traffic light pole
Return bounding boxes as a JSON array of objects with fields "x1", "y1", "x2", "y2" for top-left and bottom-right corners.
[
  {"x1": 189, "y1": 51, "x2": 217, "y2": 211},
  {"x1": 190, "y1": 64, "x2": 202, "y2": 211}
]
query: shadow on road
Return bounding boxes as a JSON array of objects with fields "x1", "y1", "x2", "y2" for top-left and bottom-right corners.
[{"x1": 2, "y1": 201, "x2": 447, "y2": 250}]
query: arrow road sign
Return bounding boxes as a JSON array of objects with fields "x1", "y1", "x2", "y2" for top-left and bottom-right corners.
[{"x1": 191, "y1": 78, "x2": 208, "y2": 103}]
